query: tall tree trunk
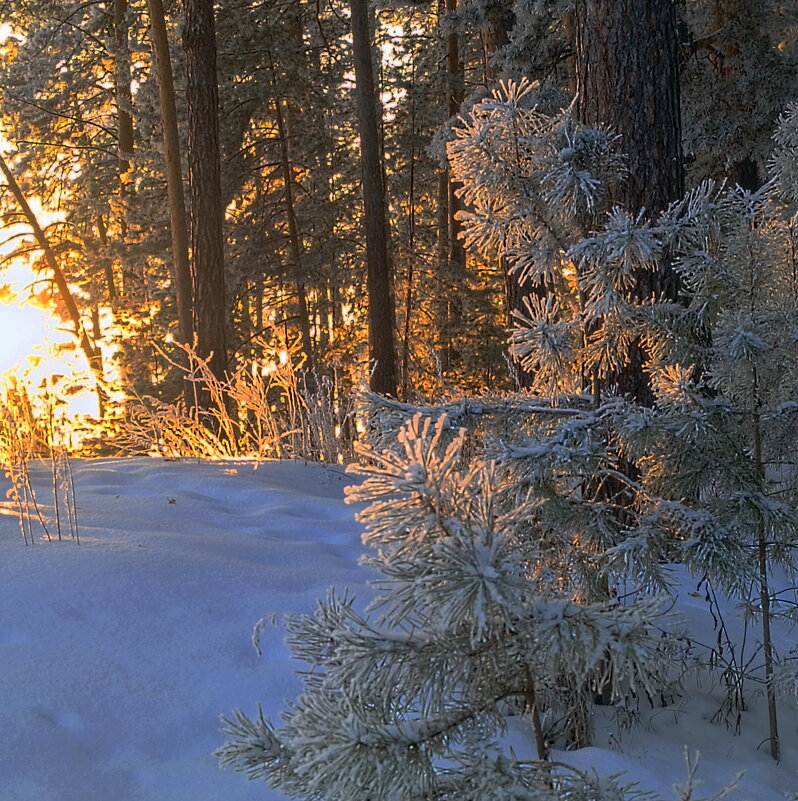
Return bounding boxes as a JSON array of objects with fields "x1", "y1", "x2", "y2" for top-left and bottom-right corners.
[
  {"x1": 574, "y1": 0, "x2": 683, "y2": 218},
  {"x1": 273, "y1": 92, "x2": 315, "y2": 380},
  {"x1": 146, "y1": 0, "x2": 194, "y2": 348},
  {"x1": 475, "y1": 0, "x2": 538, "y2": 388},
  {"x1": 708, "y1": 0, "x2": 764, "y2": 190},
  {"x1": 574, "y1": 0, "x2": 683, "y2": 403},
  {"x1": 400, "y1": 94, "x2": 417, "y2": 401},
  {"x1": 752, "y1": 379, "x2": 780, "y2": 761},
  {"x1": 438, "y1": 0, "x2": 466, "y2": 382},
  {"x1": 445, "y1": 0, "x2": 465, "y2": 273},
  {"x1": 109, "y1": 0, "x2": 136, "y2": 309},
  {"x1": 0, "y1": 154, "x2": 106, "y2": 414},
  {"x1": 182, "y1": 0, "x2": 228, "y2": 392},
  {"x1": 113, "y1": 0, "x2": 134, "y2": 214},
  {"x1": 480, "y1": 0, "x2": 514, "y2": 84},
  {"x1": 305, "y1": 44, "x2": 338, "y2": 360},
  {"x1": 349, "y1": 0, "x2": 397, "y2": 397},
  {"x1": 435, "y1": 168, "x2": 450, "y2": 377},
  {"x1": 265, "y1": 16, "x2": 318, "y2": 392},
  {"x1": 568, "y1": 7, "x2": 684, "y2": 734}
]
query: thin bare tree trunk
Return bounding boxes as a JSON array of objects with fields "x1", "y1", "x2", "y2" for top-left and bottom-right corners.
[
  {"x1": 350, "y1": 0, "x2": 397, "y2": 397},
  {"x1": 441, "y1": 0, "x2": 467, "y2": 377},
  {"x1": 113, "y1": 0, "x2": 134, "y2": 232},
  {"x1": 435, "y1": 167, "x2": 450, "y2": 376},
  {"x1": 752, "y1": 367, "x2": 780, "y2": 761},
  {"x1": 445, "y1": 0, "x2": 465, "y2": 278},
  {"x1": 268, "y1": 47, "x2": 316, "y2": 387},
  {"x1": 254, "y1": 277, "x2": 264, "y2": 353},
  {"x1": 146, "y1": 0, "x2": 193, "y2": 348},
  {"x1": 400, "y1": 115, "x2": 416, "y2": 401}
]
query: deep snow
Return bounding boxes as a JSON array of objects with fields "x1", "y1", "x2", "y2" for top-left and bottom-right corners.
[{"x1": 1, "y1": 457, "x2": 797, "y2": 800}]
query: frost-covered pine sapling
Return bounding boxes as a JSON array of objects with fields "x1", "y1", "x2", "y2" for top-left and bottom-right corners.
[
  {"x1": 607, "y1": 162, "x2": 798, "y2": 760},
  {"x1": 446, "y1": 81, "x2": 798, "y2": 761},
  {"x1": 218, "y1": 414, "x2": 680, "y2": 801},
  {"x1": 447, "y1": 78, "x2": 627, "y2": 396}
]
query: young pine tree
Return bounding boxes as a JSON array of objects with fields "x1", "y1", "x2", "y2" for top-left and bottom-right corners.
[{"x1": 218, "y1": 415, "x2": 679, "y2": 800}]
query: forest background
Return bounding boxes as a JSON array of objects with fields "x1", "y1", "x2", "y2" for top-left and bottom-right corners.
[{"x1": 2, "y1": 0, "x2": 795, "y2": 430}]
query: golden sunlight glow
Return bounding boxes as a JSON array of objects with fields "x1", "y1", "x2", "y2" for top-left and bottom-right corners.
[
  {"x1": 0, "y1": 262, "x2": 98, "y2": 418},
  {"x1": 0, "y1": 130, "x2": 99, "y2": 419},
  {"x1": 0, "y1": 278, "x2": 45, "y2": 372}
]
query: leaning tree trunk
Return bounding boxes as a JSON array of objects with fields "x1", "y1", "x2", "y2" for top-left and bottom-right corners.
[
  {"x1": 146, "y1": 0, "x2": 194, "y2": 349},
  {"x1": 266, "y1": 15, "x2": 317, "y2": 391},
  {"x1": 349, "y1": 0, "x2": 397, "y2": 397},
  {"x1": 0, "y1": 154, "x2": 106, "y2": 415},
  {"x1": 182, "y1": 0, "x2": 228, "y2": 398},
  {"x1": 272, "y1": 88, "x2": 317, "y2": 393},
  {"x1": 574, "y1": 0, "x2": 683, "y2": 404}
]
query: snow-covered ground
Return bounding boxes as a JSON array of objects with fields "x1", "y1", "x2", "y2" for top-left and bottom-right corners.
[{"x1": 1, "y1": 457, "x2": 796, "y2": 800}]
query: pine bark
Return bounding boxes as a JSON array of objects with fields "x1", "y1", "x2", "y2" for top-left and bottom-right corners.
[
  {"x1": 574, "y1": 0, "x2": 683, "y2": 402},
  {"x1": 574, "y1": 0, "x2": 683, "y2": 217},
  {"x1": 146, "y1": 0, "x2": 194, "y2": 347},
  {"x1": 182, "y1": 0, "x2": 228, "y2": 390},
  {"x1": 349, "y1": 0, "x2": 397, "y2": 397}
]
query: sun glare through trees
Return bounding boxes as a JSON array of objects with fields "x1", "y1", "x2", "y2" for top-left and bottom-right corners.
[
  {"x1": 0, "y1": 216, "x2": 98, "y2": 420},
  {"x1": 0, "y1": 271, "x2": 99, "y2": 417},
  {"x1": 0, "y1": 267, "x2": 47, "y2": 375}
]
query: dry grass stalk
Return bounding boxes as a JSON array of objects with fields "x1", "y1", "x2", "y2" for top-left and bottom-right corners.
[
  {"x1": 0, "y1": 375, "x2": 80, "y2": 545},
  {"x1": 120, "y1": 339, "x2": 356, "y2": 464}
]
